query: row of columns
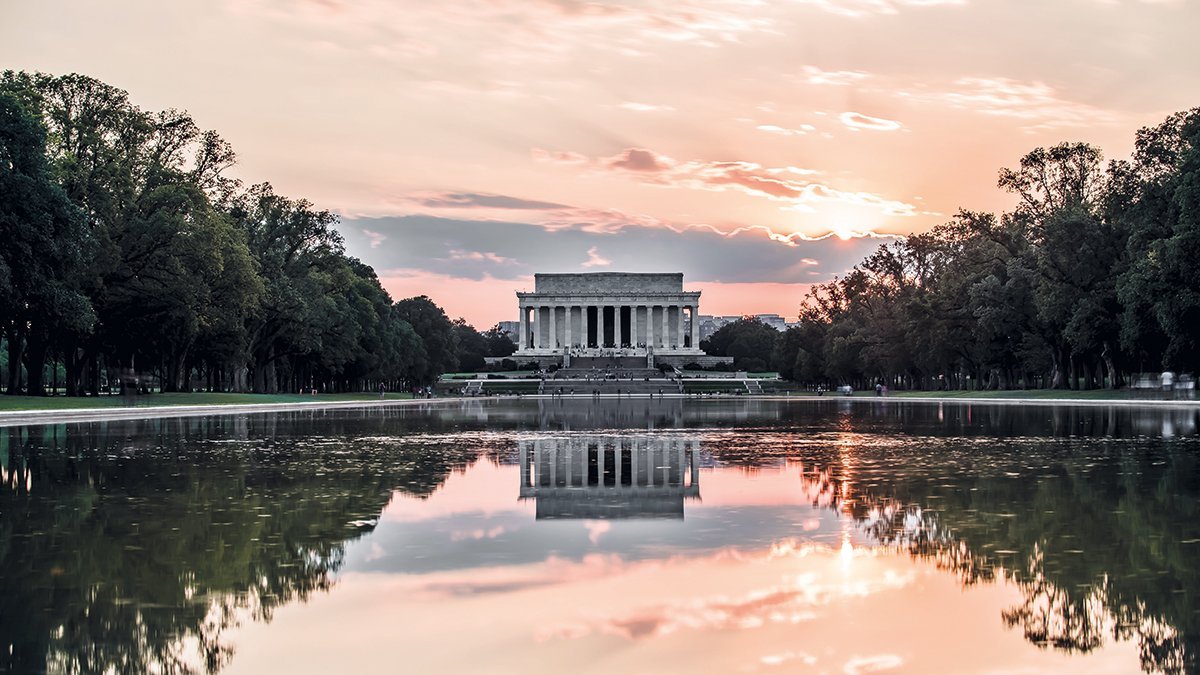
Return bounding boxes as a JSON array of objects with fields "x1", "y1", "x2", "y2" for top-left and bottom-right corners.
[
  {"x1": 518, "y1": 304, "x2": 701, "y2": 350},
  {"x1": 519, "y1": 437, "x2": 700, "y2": 489}
]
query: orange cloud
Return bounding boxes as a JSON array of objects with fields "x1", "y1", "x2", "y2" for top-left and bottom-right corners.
[{"x1": 535, "y1": 147, "x2": 918, "y2": 220}]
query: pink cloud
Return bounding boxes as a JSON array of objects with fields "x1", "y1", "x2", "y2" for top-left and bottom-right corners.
[
  {"x1": 843, "y1": 654, "x2": 905, "y2": 674},
  {"x1": 557, "y1": 147, "x2": 917, "y2": 218},
  {"x1": 604, "y1": 147, "x2": 673, "y2": 172},
  {"x1": 232, "y1": 0, "x2": 775, "y2": 65},
  {"x1": 791, "y1": 0, "x2": 965, "y2": 18},
  {"x1": 443, "y1": 250, "x2": 518, "y2": 265},
  {"x1": 897, "y1": 77, "x2": 1120, "y2": 130},
  {"x1": 530, "y1": 148, "x2": 589, "y2": 165},
  {"x1": 362, "y1": 228, "x2": 386, "y2": 248},
  {"x1": 580, "y1": 246, "x2": 611, "y2": 267},
  {"x1": 802, "y1": 65, "x2": 870, "y2": 86},
  {"x1": 618, "y1": 101, "x2": 676, "y2": 112},
  {"x1": 756, "y1": 123, "x2": 817, "y2": 137},
  {"x1": 840, "y1": 111, "x2": 903, "y2": 131}
]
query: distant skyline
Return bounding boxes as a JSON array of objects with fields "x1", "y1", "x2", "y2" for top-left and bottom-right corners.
[{"x1": 4, "y1": 0, "x2": 1198, "y2": 327}]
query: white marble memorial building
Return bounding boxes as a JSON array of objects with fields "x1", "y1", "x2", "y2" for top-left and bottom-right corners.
[{"x1": 512, "y1": 273, "x2": 710, "y2": 366}]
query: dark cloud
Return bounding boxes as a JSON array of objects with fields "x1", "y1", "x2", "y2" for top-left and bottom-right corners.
[
  {"x1": 339, "y1": 214, "x2": 887, "y2": 283},
  {"x1": 604, "y1": 148, "x2": 671, "y2": 172},
  {"x1": 412, "y1": 192, "x2": 570, "y2": 210}
]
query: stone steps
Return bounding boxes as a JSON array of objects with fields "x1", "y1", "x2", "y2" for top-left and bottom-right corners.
[{"x1": 540, "y1": 380, "x2": 682, "y2": 396}]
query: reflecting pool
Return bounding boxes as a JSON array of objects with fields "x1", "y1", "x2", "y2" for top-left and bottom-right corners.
[{"x1": 2, "y1": 399, "x2": 1199, "y2": 673}]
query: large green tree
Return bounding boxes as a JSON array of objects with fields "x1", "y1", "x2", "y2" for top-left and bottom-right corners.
[
  {"x1": 0, "y1": 87, "x2": 92, "y2": 395},
  {"x1": 394, "y1": 296, "x2": 457, "y2": 385}
]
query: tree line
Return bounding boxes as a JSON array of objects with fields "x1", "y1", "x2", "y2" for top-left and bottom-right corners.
[
  {"x1": 0, "y1": 71, "x2": 506, "y2": 396},
  {"x1": 707, "y1": 107, "x2": 1200, "y2": 390}
]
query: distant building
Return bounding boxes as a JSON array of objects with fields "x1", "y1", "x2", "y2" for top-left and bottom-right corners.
[
  {"x1": 698, "y1": 315, "x2": 741, "y2": 341},
  {"x1": 696, "y1": 313, "x2": 795, "y2": 341},
  {"x1": 755, "y1": 314, "x2": 789, "y2": 331},
  {"x1": 496, "y1": 320, "x2": 520, "y2": 344}
]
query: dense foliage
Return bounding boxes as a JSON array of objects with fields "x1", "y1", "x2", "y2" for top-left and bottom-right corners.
[
  {"x1": 0, "y1": 71, "x2": 510, "y2": 395},
  {"x1": 755, "y1": 108, "x2": 1200, "y2": 390}
]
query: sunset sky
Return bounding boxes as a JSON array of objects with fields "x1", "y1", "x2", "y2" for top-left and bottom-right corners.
[{"x1": 4, "y1": 0, "x2": 1199, "y2": 328}]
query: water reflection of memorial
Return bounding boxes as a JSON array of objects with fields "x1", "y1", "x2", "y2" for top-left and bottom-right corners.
[{"x1": 518, "y1": 436, "x2": 700, "y2": 519}]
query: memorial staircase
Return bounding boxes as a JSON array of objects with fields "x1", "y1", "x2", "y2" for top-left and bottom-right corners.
[
  {"x1": 546, "y1": 364, "x2": 681, "y2": 396},
  {"x1": 567, "y1": 355, "x2": 650, "y2": 370}
]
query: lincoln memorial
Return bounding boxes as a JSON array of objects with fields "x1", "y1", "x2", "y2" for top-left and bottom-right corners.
[{"x1": 512, "y1": 272, "x2": 715, "y2": 367}]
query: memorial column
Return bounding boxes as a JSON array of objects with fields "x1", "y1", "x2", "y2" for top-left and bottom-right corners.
[
  {"x1": 615, "y1": 439, "x2": 623, "y2": 486},
  {"x1": 597, "y1": 304, "x2": 606, "y2": 348},
  {"x1": 614, "y1": 304, "x2": 623, "y2": 348},
  {"x1": 519, "y1": 441, "x2": 530, "y2": 487},
  {"x1": 660, "y1": 304, "x2": 669, "y2": 349},
  {"x1": 564, "y1": 439, "x2": 572, "y2": 486},
  {"x1": 676, "y1": 305, "x2": 686, "y2": 348},
  {"x1": 689, "y1": 440, "x2": 699, "y2": 488},
  {"x1": 533, "y1": 306, "x2": 541, "y2": 349},
  {"x1": 676, "y1": 440, "x2": 685, "y2": 486},
  {"x1": 565, "y1": 306, "x2": 573, "y2": 348},
  {"x1": 549, "y1": 304, "x2": 557, "y2": 349},
  {"x1": 519, "y1": 304, "x2": 528, "y2": 349},
  {"x1": 690, "y1": 305, "x2": 700, "y2": 348},
  {"x1": 631, "y1": 305, "x2": 639, "y2": 348}
]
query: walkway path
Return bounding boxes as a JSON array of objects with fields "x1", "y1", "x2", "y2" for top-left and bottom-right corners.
[
  {"x1": 3, "y1": 392, "x2": 1197, "y2": 428},
  {"x1": 0, "y1": 397, "x2": 452, "y2": 428}
]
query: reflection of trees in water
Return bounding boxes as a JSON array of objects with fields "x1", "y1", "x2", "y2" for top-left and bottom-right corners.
[
  {"x1": 0, "y1": 413, "x2": 492, "y2": 674},
  {"x1": 773, "y1": 433, "x2": 1199, "y2": 674},
  {"x1": 4, "y1": 401, "x2": 1197, "y2": 673}
]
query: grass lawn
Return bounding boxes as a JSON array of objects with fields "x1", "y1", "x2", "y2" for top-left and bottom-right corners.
[
  {"x1": 748, "y1": 384, "x2": 1190, "y2": 398},
  {"x1": 780, "y1": 388, "x2": 1182, "y2": 401},
  {"x1": 887, "y1": 389, "x2": 1181, "y2": 400},
  {"x1": 440, "y1": 371, "x2": 536, "y2": 379},
  {"x1": 0, "y1": 391, "x2": 415, "y2": 412}
]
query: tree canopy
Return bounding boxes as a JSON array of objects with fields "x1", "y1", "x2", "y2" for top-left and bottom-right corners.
[
  {"x1": 0, "y1": 71, "x2": 463, "y2": 395},
  {"x1": 755, "y1": 108, "x2": 1200, "y2": 390}
]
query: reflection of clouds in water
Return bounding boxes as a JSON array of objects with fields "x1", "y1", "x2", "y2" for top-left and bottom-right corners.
[
  {"x1": 404, "y1": 553, "x2": 631, "y2": 599},
  {"x1": 450, "y1": 525, "x2": 508, "y2": 541},
  {"x1": 584, "y1": 521, "x2": 611, "y2": 545},
  {"x1": 534, "y1": 541, "x2": 913, "y2": 643},
  {"x1": 365, "y1": 542, "x2": 387, "y2": 561}
]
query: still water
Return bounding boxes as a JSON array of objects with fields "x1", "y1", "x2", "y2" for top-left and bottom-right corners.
[{"x1": 2, "y1": 399, "x2": 1199, "y2": 674}]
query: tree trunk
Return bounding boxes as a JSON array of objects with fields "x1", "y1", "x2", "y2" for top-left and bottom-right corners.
[
  {"x1": 22, "y1": 332, "x2": 47, "y2": 397},
  {"x1": 1102, "y1": 341, "x2": 1122, "y2": 389},
  {"x1": 234, "y1": 363, "x2": 249, "y2": 392},
  {"x1": 83, "y1": 348, "x2": 101, "y2": 396},
  {"x1": 1050, "y1": 348, "x2": 1066, "y2": 389},
  {"x1": 64, "y1": 343, "x2": 82, "y2": 396},
  {"x1": 5, "y1": 326, "x2": 25, "y2": 395}
]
